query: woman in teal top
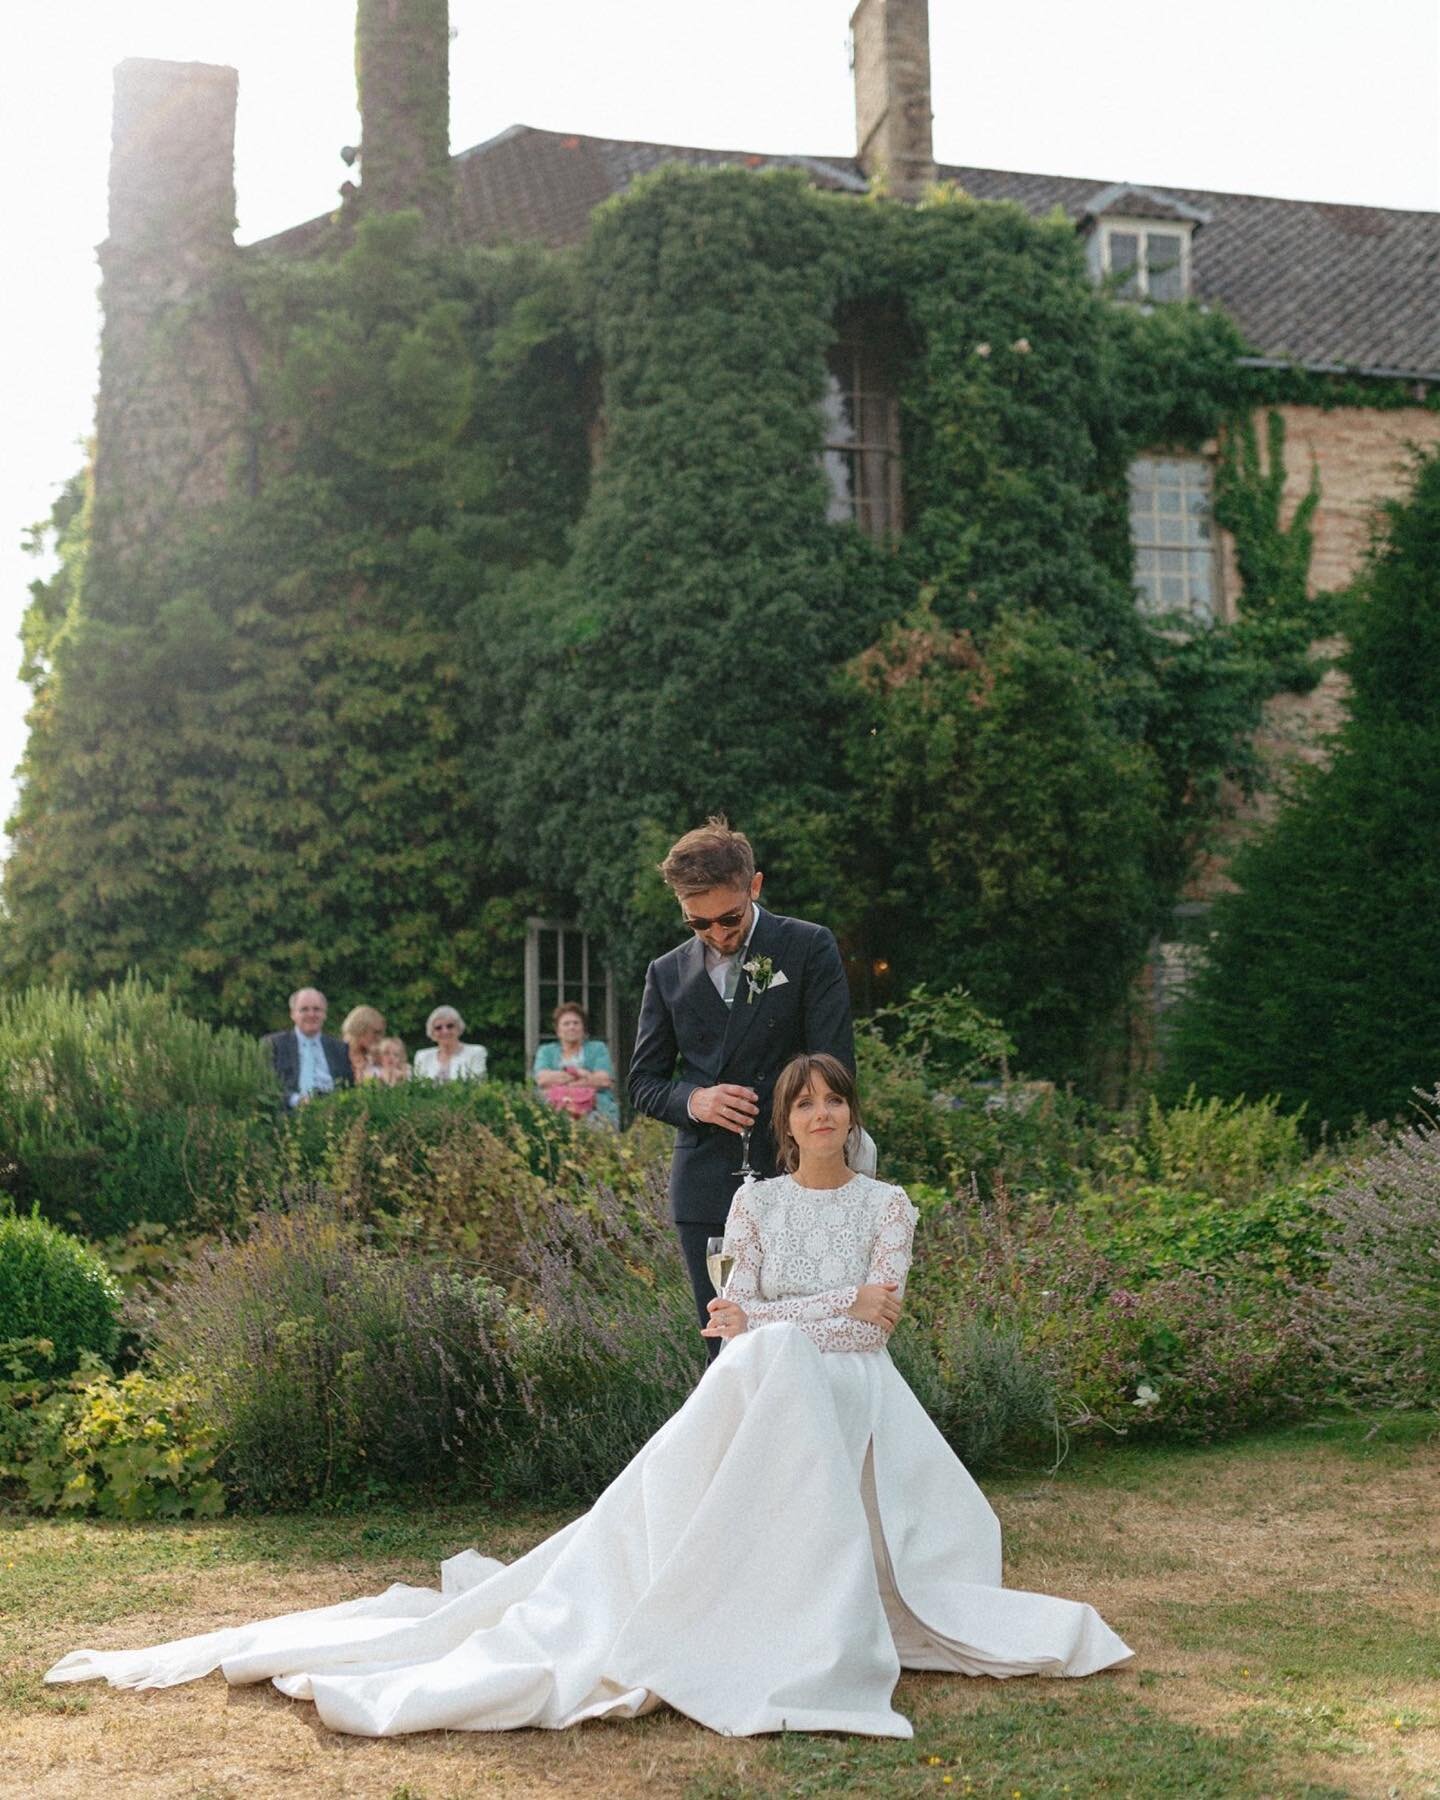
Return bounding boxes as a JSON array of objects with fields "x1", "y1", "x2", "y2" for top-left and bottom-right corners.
[{"x1": 533, "y1": 1001, "x2": 620, "y2": 1126}]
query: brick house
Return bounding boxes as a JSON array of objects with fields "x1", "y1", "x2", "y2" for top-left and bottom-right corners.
[{"x1": 91, "y1": 0, "x2": 1440, "y2": 1051}]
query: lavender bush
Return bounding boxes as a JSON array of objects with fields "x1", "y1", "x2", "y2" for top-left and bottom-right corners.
[
  {"x1": 136, "y1": 1175, "x2": 704, "y2": 1510},
  {"x1": 139, "y1": 1208, "x2": 520, "y2": 1508},
  {"x1": 1305, "y1": 1091, "x2": 1440, "y2": 1410}
]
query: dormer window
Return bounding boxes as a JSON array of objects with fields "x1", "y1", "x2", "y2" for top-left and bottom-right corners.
[
  {"x1": 1081, "y1": 185, "x2": 1207, "y2": 304},
  {"x1": 1099, "y1": 220, "x2": 1190, "y2": 301}
]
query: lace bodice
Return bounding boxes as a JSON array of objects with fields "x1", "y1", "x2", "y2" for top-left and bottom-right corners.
[{"x1": 721, "y1": 1171, "x2": 918, "y2": 1354}]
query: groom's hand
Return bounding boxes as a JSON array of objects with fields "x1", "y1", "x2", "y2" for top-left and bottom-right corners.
[{"x1": 690, "y1": 1084, "x2": 759, "y2": 1134}]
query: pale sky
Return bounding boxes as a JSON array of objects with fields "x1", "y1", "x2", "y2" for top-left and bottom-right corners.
[{"x1": 3, "y1": 0, "x2": 1439, "y2": 849}]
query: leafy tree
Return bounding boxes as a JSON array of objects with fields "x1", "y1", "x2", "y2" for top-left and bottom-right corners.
[{"x1": 1163, "y1": 449, "x2": 1440, "y2": 1124}]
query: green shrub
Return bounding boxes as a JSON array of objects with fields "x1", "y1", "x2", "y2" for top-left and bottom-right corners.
[
  {"x1": 908, "y1": 1184, "x2": 1313, "y2": 1445},
  {"x1": 0, "y1": 977, "x2": 277, "y2": 1236},
  {"x1": 1102, "y1": 1090, "x2": 1310, "y2": 1202},
  {"x1": 857, "y1": 982, "x2": 1109, "y2": 1195},
  {"x1": 890, "y1": 1314, "x2": 1058, "y2": 1471},
  {"x1": 143, "y1": 1207, "x2": 523, "y2": 1509},
  {"x1": 0, "y1": 1213, "x2": 121, "y2": 1374},
  {"x1": 1076, "y1": 1174, "x2": 1335, "y2": 1292},
  {"x1": 2, "y1": 1363, "x2": 225, "y2": 1520},
  {"x1": 276, "y1": 1081, "x2": 671, "y2": 1282}
]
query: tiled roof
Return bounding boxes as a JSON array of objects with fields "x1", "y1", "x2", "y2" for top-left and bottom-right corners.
[{"x1": 255, "y1": 125, "x2": 1440, "y2": 381}]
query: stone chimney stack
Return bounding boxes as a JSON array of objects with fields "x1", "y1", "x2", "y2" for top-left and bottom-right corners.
[
  {"x1": 850, "y1": 0, "x2": 936, "y2": 201},
  {"x1": 356, "y1": 0, "x2": 453, "y2": 234},
  {"x1": 94, "y1": 60, "x2": 249, "y2": 576}
]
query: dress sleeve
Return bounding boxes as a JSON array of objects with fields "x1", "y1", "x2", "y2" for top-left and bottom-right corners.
[{"x1": 722, "y1": 1186, "x2": 918, "y2": 1355}]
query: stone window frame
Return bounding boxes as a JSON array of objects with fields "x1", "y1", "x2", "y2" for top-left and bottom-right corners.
[
  {"x1": 1097, "y1": 216, "x2": 1194, "y2": 302},
  {"x1": 822, "y1": 318, "x2": 904, "y2": 540},
  {"x1": 1128, "y1": 452, "x2": 1221, "y2": 625}
]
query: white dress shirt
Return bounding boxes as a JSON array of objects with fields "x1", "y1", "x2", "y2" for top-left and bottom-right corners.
[{"x1": 704, "y1": 903, "x2": 763, "y2": 1004}]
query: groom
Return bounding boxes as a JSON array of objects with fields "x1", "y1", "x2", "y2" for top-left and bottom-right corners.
[{"x1": 629, "y1": 817, "x2": 855, "y2": 1356}]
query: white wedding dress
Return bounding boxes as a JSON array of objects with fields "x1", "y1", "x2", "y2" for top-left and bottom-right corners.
[{"x1": 46, "y1": 1172, "x2": 1132, "y2": 1738}]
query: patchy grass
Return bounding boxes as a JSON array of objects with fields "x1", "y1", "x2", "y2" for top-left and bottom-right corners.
[{"x1": 1, "y1": 1415, "x2": 1436, "y2": 1798}]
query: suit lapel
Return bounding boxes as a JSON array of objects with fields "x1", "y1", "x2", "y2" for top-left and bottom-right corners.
[
  {"x1": 679, "y1": 935, "x2": 730, "y2": 1035},
  {"x1": 720, "y1": 909, "x2": 778, "y2": 1068}
]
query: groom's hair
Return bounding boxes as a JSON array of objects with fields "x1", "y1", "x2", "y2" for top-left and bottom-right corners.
[
  {"x1": 659, "y1": 816, "x2": 755, "y2": 894},
  {"x1": 772, "y1": 1053, "x2": 863, "y2": 1174}
]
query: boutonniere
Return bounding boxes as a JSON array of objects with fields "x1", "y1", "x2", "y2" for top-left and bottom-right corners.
[{"x1": 742, "y1": 956, "x2": 788, "y2": 1004}]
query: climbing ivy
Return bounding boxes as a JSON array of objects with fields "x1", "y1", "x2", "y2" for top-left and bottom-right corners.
[
  {"x1": 4, "y1": 216, "x2": 586, "y2": 1061},
  {"x1": 4, "y1": 168, "x2": 1358, "y2": 1085}
]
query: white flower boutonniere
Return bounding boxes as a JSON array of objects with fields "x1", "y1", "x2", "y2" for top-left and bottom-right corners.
[{"x1": 742, "y1": 956, "x2": 788, "y2": 1004}]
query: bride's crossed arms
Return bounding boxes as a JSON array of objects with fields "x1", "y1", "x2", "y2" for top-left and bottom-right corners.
[{"x1": 702, "y1": 1053, "x2": 910, "y2": 1348}]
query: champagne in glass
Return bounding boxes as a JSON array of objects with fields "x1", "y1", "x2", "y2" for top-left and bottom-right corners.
[
  {"x1": 734, "y1": 1090, "x2": 759, "y2": 1181},
  {"x1": 705, "y1": 1235, "x2": 735, "y2": 1295}
]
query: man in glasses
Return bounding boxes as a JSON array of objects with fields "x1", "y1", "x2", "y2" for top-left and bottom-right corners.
[{"x1": 630, "y1": 816, "x2": 855, "y2": 1359}]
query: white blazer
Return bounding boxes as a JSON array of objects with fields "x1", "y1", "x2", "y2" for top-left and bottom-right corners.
[{"x1": 414, "y1": 1043, "x2": 488, "y2": 1083}]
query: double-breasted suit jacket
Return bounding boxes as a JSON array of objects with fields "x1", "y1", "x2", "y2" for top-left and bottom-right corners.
[{"x1": 628, "y1": 908, "x2": 855, "y2": 1228}]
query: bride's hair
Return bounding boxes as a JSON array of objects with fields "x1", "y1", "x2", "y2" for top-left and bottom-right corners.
[{"x1": 771, "y1": 1053, "x2": 862, "y2": 1174}]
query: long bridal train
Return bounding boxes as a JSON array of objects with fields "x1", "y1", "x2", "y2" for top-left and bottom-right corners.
[{"x1": 47, "y1": 1322, "x2": 1131, "y2": 1739}]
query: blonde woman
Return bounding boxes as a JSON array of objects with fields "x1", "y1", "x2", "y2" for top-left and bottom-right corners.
[
  {"x1": 340, "y1": 1005, "x2": 386, "y2": 1084},
  {"x1": 413, "y1": 1005, "x2": 487, "y2": 1083},
  {"x1": 374, "y1": 1037, "x2": 410, "y2": 1086}
]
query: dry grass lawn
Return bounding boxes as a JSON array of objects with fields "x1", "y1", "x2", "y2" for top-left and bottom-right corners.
[{"x1": 2, "y1": 1416, "x2": 1437, "y2": 1799}]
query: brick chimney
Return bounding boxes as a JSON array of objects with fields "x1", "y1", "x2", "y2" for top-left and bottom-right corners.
[
  {"x1": 94, "y1": 60, "x2": 250, "y2": 574},
  {"x1": 356, "y1": 0, "x2": 453, "y2": 234},
  {"x1": 850, "y1": 0, "x2": 936, "y2": 201}
]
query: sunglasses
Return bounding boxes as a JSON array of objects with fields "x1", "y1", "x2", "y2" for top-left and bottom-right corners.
[{"x1": 682, "y1": 906, "x2": 748, "y2": 933}]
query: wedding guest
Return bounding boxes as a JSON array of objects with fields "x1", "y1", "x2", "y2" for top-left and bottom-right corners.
[
  {"x1": 261, "y1": 987, "x2": 352, "y2": 1108},
  {"x1": 341, "y1": 1005, "x2": 387, "y2": 1084},
  {"x1": 534, "y1": 1001, "x2": 620, "y2": 1126},
  {"x1": 374, "y1": 1037, "x2": 411, "y2": 1086},
  {"x1": 413, "y1": 1005, "x2": 488, "y2": 1083}
]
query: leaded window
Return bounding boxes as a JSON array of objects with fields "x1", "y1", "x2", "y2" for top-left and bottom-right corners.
[
  {"x1": 1128, "y1": 455, "x2": 1217, "y2": 623},
  {"x1": 822, "y1": 324, "x2": 902, "y2": 539}
]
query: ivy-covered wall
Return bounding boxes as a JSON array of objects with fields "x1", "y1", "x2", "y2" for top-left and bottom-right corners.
[{"x1": 5, "y1": 170, "x2": 1336, "y2": 1085}]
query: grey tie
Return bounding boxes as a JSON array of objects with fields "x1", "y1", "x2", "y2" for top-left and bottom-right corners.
[{"x1": 721, "y1": 957, "x2": 742, "y2": 1007}]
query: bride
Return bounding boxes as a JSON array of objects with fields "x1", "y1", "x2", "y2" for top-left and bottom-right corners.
[{"x1": 47, "y1": 1052, "x2": 1131, "y2": 1738}]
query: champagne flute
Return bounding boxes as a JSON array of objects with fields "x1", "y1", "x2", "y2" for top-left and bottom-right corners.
[
  {"x1": 734, "y1": 1089, "x2": 759, "y2": 1182},
  {"x1": 705, "y1": 1235, "x2": 735, "y2": 1297}
]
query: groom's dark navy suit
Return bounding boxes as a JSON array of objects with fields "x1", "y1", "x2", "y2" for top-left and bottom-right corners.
[{"x1": 629, "y1": 907, "x2": 854, "y2": 1347}]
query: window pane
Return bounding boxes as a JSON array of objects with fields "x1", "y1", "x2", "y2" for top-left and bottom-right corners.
[
  {"x1": 1109, "y1": 231, "x2": 1138, "y2": 271},
  {"x1": 1146, "y1": 233, "x2": 1183, "y2": 301},
  {"x1": 1109, "y1": 231, "x2": 1139, "y2": 299}
]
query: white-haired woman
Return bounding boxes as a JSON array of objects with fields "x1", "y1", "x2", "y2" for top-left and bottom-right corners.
[{"x1": 413, "y1": 1006, "x2": 488, "y2": 1083}]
